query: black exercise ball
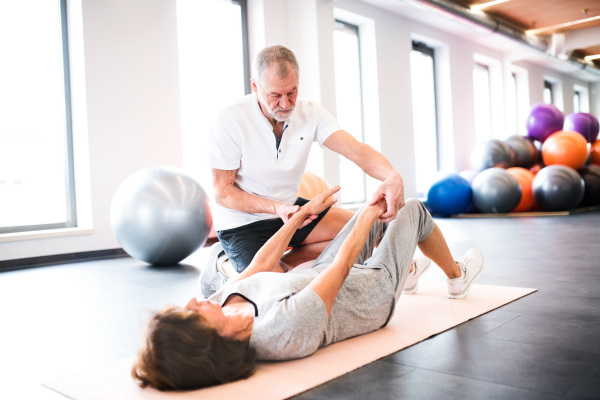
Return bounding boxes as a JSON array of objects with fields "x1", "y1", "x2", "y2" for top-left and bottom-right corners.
[
  {"x1": 472, "y1": 168, "x2": 522, "y2": 213},
  {"x1": 470, "y1": 139, "x2": 514, "y2": 172},
  {"x1": 578, "y1": 165, "x2": 600, "y2": 207},
  {"x1": 505, "y1": 135, "x2": 539, "y2": 169},
  {"x1": 532, "y1": 165, "x2": 585, "y2": 211}
]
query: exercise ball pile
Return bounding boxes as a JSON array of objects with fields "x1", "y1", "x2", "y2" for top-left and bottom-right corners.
[
  {"x1": 427, "y1": 103, "x2": 600, "y2": 215},
  {"x1": 110, "y1": 166, "x2": 213, "y2": 265}
]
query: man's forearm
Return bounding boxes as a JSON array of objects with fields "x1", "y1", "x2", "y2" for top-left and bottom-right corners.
[
  {"x1": 353, "y1": 143, "x2": 400, "y2": 182},
  {"x1": 215, "y1": 184, "x2": 281, "y2": 215}
]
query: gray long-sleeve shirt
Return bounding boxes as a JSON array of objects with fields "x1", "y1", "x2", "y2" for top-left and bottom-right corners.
[{"x1": 209, "y1": 263, "x2": 396, "y2": 361}]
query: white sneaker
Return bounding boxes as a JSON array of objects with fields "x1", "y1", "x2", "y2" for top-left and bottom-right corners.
[
  {"x1": 447, "y1": 248, "x2": 485, "y2": 299},
  {"x1": 198, "y1": 242, "x2": 229, "y2": 299},
  {"x1": 403, "y1": 256, "x2": 432, "y2": 294}
]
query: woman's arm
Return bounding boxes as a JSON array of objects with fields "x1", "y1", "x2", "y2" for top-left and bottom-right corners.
[
  {"x1": 307, "y1": 197, "x2": 387, "y2": 317},
  {"x1": 231, "y1": 186, "x2": 341, "y2": 283}
]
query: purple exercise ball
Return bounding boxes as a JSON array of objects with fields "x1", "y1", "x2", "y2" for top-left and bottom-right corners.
[
  {"x1": 526, "y1": 103, "x2": 564, "y2": 143},
  {"x1": 564, "y1": 112, "x2": 599, "y2": 143}
]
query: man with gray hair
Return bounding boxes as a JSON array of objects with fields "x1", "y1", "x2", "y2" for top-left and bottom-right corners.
[{"x1": 200, "y1": 45, "x2": 405, "y2": 297}]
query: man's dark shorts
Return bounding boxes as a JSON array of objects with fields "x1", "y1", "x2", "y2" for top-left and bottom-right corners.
[{"x1": 217, "y1": 197, "x2": 332, "y2": 273}]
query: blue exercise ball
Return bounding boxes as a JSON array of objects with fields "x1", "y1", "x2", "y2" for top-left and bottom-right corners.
[
  {"x1": 472, "y1": 168, "x2": 522, "y2": 213},
  {"x1": 427, "y1": 174, "x2": 472, "y2": 216},
  {"x1": 110, "y1": 166, "x2": 213, "y2": 265}
]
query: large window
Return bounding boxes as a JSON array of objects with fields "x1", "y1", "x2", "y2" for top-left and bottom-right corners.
[
  {"x1": 410, "y1": 41, "x2": 439, "y2": 197},
  {"x1": 473, "y1": 63, "x2": 492, "y2": 143},
  {"x1": 0, "y1": 0, "x2": 76, "y2": 234},
  {"x1": 573, "y1": 85, "x2": 590, "y2": 113},
  {"x1": 574, "y1": 90, "x2": 581, "y2": 113},
  {"x1": 506, "y1": 73, "x2": 519, "y2": 135},
  {"x1": 333, "y1": 20, "x2": 366, "y2": 205},
  {"x1": 176, "y1": 0, "x2": 250, "y2": 196},
  {"x1": 544, "y1": 80, "x2": 554, "y2": 105}
]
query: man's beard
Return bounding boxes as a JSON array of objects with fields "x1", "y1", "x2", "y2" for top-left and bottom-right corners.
[{"x1": 268, "y1": 105, "x2": 295, "y2": 121}]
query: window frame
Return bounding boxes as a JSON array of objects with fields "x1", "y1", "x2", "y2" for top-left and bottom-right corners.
[
  {"x1": 411, "y1": 41, "x2": 440, "y2": 172},
  {"x1": 334, "y1": 19, "x2": 367, "y2": 205},
  {"x1": 544, "y1": 80, "x2": 554, "y2": 104},
  {"x1": 573, "y1": 90, "x2": 581, "y2": 113},
  {"x1": 0, "y1": 0, "x2": 77, "y2": 235},
  {"x1": 472, "y1": 62, "x2": 494, "y2": 142},
  {"x1": 237, "y1": 0, "x2": 251, "y2": 95}
]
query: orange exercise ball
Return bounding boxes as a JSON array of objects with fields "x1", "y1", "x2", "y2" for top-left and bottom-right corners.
[
  {"x1": 296, "y1": 171, "x2": 331, "y2": 200},
  {"x1": 542, "y1": 131, "x2": 589, "y2": 170},
  {"x1": 507, "y1": 167, "x2": 536, "y2": 212},
  {"x1": 592, "y1": 140, "x2": 600, "y2": 166}
]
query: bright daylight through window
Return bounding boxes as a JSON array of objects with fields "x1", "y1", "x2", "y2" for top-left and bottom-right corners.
[
  {"x1": 543, "y1": 80, "x2": 553, "y2": 105},
  {"x1": 507, "y1": 73, "x2": 519, "y2": 135},
  {"x1": 176, "y1": 0, "x2": 249, "y2": 197},
  {"x1": 334, "y1": 21, "x2": 366, "y2": 205},
  {"x1": 0, "y1": 0, "x2": 76, "y2": 234},
  {"x1": 410, "y1": 42, "x2": 439, "y2": 197},
  {"x1": 473, "y1": 63, "x2": 492, "y2": 143}
]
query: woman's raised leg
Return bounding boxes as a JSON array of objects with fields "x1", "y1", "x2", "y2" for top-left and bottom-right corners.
[
  {"x1": 312, "y1": 204, "x2": 386, "y2": 268},
  {"x1": 364, "y1": 199, "x2": 437, "y2": 300}
]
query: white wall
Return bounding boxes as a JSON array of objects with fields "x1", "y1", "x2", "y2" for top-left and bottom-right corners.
[
  {"x1": 0, "y1": 0, "x2": 184, "y2": 261},
  {"x1": 591, "y1": 83, "x2": 600, "y2": 118},
  {"x1": 514, "y1": 60, "x2": 590, "y2": 114}
]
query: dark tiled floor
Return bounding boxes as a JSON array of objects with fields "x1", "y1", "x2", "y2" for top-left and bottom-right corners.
[{"x1": 1, "y1": 212, "x2": 600, "y2": 399}]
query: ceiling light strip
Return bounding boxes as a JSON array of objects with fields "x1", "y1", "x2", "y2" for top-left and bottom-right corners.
[
  {"x1": 585, "y1": 54, "x2": 600, "y2": 61},
  {"x1": 526, "y1": 15, "x2": 600, "y2": 35},
  {"x1": 471, "y1": 0, "x2": 512, "y2": 11}
]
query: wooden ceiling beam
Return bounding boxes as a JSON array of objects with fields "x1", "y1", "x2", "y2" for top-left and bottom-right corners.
[
  {"x1": 470, "y1": 0, "x2": 512, "y2": 11},
  {"x1": 526, "y1": 14, "x2": 600, "y2": 35}
]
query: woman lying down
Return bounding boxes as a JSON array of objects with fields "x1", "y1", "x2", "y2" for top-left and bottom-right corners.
[{"x1": 132, "y1": 187, "x2": 484, "y2": 391}]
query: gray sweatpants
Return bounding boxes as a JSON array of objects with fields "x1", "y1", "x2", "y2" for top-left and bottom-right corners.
[{"x1": 313, "y1": 198, "x2": 436, "y2": 302}]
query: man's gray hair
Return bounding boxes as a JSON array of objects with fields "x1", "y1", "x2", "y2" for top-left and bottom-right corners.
[{"x1": 253, "y1": 45, "x2": 300, "y2": 87}]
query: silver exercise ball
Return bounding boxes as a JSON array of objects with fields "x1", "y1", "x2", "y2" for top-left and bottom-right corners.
[
  {"x1": 472, "y1": 168, "x2": 522, "y2": 213},
  {"x1": 110, "y1": 166, "x2": 213, "y2": 265}
]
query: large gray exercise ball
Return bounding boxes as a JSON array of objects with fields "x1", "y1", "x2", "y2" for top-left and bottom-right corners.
[
  {"x1": 532, "y1": 165, "x2": 585, "y2": 212},
  {"x1": 110, "y1": 166, "x2": 213, "y2": 265},
  {"x1": 472, "y1": 168, "x2": 522, "y2": 213},
  {"x1": 504, "y1": 135, "x2": 539, "y2": 169},
  {"x1": 470, "y1": 139, "x2": 514, "y2": 172}
]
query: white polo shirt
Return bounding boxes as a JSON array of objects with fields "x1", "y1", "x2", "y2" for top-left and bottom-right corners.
[{"x1": 209, "y1": 93, "x2": 341, "y2": 231}]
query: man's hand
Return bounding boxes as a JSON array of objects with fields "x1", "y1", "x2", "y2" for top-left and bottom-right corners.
[
  {"x1": 275, "y1": 203, "x2": 318, "y2": 229},
  {"x1": 275, "y1": 186, "x2": 340, "y2": 229},
  {"x1": 369, "y1": 173, "x2": 405, "y2": 223}
]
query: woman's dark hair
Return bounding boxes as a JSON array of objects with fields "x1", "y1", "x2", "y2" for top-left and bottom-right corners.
[{"x1": 132, "y1": 305, "x2": 256, "y2": 391}]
